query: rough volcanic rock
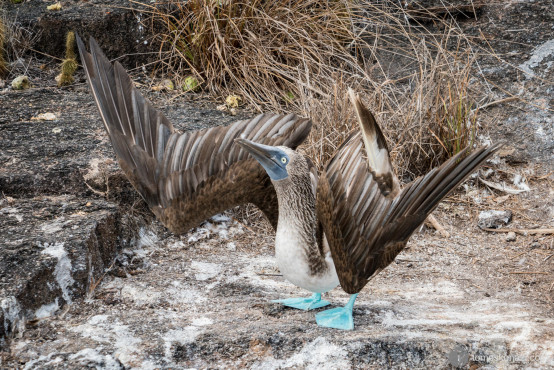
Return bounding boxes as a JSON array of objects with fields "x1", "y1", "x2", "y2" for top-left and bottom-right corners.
[
  {"x1": 3, "y1": 0, "x2": 156, "y2": 68},
  {"x1": 0, "y1": 86, "x2": 248, "y2": 199},
  {"x1": 404, "y1": 0, "x2": 484, "y2": 20},
  {"x1": 477, "y1": 210, "x2": 513, "y2": 229},
  {"x1": 0, "y1": 80, "x2": 251, "y2": 347},
  {"x1": 0, "y1": 195, "x2": 120, "y2": 341},
  {"x1": 2, "y1": 217, "x2": 552, "y2": 368},
  {"x1": 0, "y1": 88, "x2": 116, "y2": 198}
]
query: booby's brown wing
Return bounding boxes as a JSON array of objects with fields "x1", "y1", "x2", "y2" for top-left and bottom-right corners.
[
  {"x1": 77, "y1": 35, "x2": 311, "y2": 233},
  {"x1": 316, "y1": 91, "x2": 501, "y2": 294}
]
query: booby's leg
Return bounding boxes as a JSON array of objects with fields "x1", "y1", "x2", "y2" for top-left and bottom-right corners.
[
  {"x1": 272, "y1": 293, "x2": 331, "y2": 311},
  {"x1": 315, "y1": 293, "x2": 358, "y2": 330}
]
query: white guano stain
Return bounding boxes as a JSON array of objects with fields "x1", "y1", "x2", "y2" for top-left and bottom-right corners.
[
  {"x1": 252, "y1": 337, "x2": 349, "y2": 370},
  {"x1": 1, "y1": 296, "x2": 21, "y2": 334},
  {"x1": 41, "y1": 242, "x2": 75, "y2": 304},
  {"x1": 519, "y1": 39, "x2": 554, "y2": 78},
  {"x1": 35, "y1": 299, "x2": 59, "y2": 319}
]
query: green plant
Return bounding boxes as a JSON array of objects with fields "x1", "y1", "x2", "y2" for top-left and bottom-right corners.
[
  {"x1": 57, "y1": 31, "x2": 77, "y2": 87},
  {"x1": 434, "y1": 80, "x2": 477, "y2": 158},
  {"x1": 182, "y1": 75, "x2": 199, "y2": 91},
  {"x1": 284, "y1": 91, "x2": 295, "y2": 103}
]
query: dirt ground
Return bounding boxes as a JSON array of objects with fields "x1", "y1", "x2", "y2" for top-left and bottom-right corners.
[
  {"x1": 1, "y1": 0, "x2": 553, "y2": 368},
  {"x1": 3, "y1": 183, "x2": 553, "y2": 368}
]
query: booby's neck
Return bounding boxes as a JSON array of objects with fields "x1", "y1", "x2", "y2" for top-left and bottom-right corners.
[
  {"x1": 274, "y1": 173, "x2": 319, "y2": 255},
  {"x1": 271, "y1": 169, "x2": 339, "y2": 293}
]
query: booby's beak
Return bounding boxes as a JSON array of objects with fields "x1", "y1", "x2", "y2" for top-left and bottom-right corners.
[{"x1": 235, "y1": 138, "x2": 290, "y2": 181}]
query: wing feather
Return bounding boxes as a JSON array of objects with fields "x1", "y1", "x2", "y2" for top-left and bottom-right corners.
[
  {"x1": 77, "y1": 35, "x2": 312, "y2": 233},
  {"x1": 317, "y1": 131, "x2": 501, "y2": 294}
]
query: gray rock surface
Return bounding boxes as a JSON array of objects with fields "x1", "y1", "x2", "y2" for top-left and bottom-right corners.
[
  {"x1": 3, "y1": 0, "x2": 156, "y2": 69},
  {"x1": 477, "y1": 210, "x2": 513, "y2": 229},
  {"x1": 373, "y1": 0, "x2": 554, "y2": 167},
  {"x1": 0, "y1": 81, "x2": 246, "y2": 347},
  {"x1": 0, "y1": 87, "x2": 247, "y2": 198},
  {"x1": 4, "y1": 219, "x2": 552, "y2": 368},
  {"x1": 404, "y1": 0, "x2": 484, "y2": 19},
  {"x1": 0, "y1": 196, "x2": 119, "y2": 340}
]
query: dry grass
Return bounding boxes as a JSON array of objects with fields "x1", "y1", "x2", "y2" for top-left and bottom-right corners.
[
  {"x1": 0, "y1": 11, "x2": 41, "y2": 69},
  {"x1": 135, "y1": 0, "x2": 486, "y2": 179},
  {"x1": 0, "y1": 18, "x2": 7, "y2": 78}
]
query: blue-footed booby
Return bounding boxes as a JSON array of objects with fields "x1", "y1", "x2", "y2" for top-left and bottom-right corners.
[
  {"x1": 75, "y1": 36, "x2": 311, "y2": 233},
  {"x1": 237, "y1": 89, "x2": 502, "y2": 330}
]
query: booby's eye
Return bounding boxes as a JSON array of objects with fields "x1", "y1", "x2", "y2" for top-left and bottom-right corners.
[{"x1": 281, "y1": 157, "x2": 287, "y2": 164}]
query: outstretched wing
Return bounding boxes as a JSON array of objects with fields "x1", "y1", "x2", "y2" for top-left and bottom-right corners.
[
  {"x1": 317, "y1": 91, "x2": 501, "y2": 294},
  {"x1": 77, "y1": 35, "x2": 311, "y2": 233}
]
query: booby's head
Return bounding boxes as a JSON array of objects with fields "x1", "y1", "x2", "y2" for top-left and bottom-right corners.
[{"x1": 235, "y1": 138, "x2": 294, "y2": 181}]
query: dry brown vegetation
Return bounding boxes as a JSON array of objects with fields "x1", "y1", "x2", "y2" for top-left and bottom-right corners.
[
  {"x1": 0, "y1": 12, "x2": 40, "y2": 71},
  {"x1": 0, "y1": 18, "x2": 8, "y2": 78},
  {"x1": 135, "y1": 0, "x2": 487, "y2": 179}
]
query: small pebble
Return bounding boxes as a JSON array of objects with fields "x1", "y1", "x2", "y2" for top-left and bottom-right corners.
[
  {"x1": 12, "y1": 75, "x2": 30, "y2": 90},
  {"x1": 506, "y1": 232, "x2": 516, "y2": 242},
  {"x1": 478, "y1": 210, "x2": 512, "y2": 229}
]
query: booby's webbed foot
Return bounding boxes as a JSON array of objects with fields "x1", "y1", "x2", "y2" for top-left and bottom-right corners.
[
  {"x1": 315, "y1": 294, "x2": 358, "y2": 330},
  {"x1": 272, "y1": 293, "x2": 330, "y2": 311}
]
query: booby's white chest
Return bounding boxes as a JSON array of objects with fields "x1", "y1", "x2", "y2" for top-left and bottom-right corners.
[{"x1": 274, "y1": 217, "x2": 339, "y2": 294}]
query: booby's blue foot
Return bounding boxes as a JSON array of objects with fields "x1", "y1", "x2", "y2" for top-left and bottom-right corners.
[
  {"x1": 272, "y1": 293, "x2": 330, "y2": 311},
  {"x1": 315, "y1": 294, "x2": 358, "y2": 330},
  {"x1": 315, "y1": 306, "x2": 354, "y2": 330}
]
